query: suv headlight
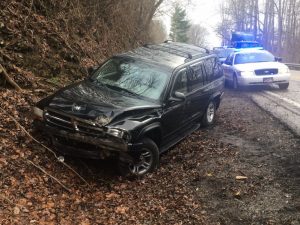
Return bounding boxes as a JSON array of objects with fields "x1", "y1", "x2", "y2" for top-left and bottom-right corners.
[
  {"x1": 238, "y1": 71, "x2": 254, "y2": 76},
  {"x1": 279, "y1": 67, "x2": 289, "y2": 74},
  {"x1": 33, "y1": 107, "x2": 44, "y2": 120},
  {"x1": 106, "y1": 128, "x2": 131, "y2": 141}
]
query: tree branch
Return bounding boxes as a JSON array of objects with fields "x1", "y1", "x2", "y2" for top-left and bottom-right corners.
[
  {"x1": 27, "y1": 159, "x2": 71, "y2": 193},
  {"x1": 0, "y1": 63, "x2": 22, "y2": 91},
  {"x1": 0, "y1": 106, "x2": 90, "y2": 187}
]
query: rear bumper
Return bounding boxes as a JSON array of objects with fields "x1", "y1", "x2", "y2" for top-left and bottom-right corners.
[
  {"x1": 35, "y1": 121, "x2": 141, "y2": 159},
  {"x1": 237, "y1": 73, "x2": 290, "y2": 86}
]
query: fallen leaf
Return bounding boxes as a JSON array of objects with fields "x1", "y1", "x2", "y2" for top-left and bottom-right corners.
[
  {"x1": 115, "y1": 206, "x2": 129, "y2": 214},
  {"x1": 236, "y1": 176, "x2": 248, "y2": 180},
  {"x1": 13, "y1": 206, "x2": 20, "y2": 215}
]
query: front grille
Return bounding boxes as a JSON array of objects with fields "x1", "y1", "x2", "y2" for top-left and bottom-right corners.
[
  {"x1": 44, "y1": 108, "x2": 105, "y2": 137},
  {"x1": 54, "y1": 136, "x2": 100, "y2": 151},
  {"x1": 255, "y1": 68, "x2": 278, "y2": 76}
]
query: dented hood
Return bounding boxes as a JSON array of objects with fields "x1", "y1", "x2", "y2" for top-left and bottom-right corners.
[{"x1": 44, "y1": 80, "x2": 161, "y2": 123}]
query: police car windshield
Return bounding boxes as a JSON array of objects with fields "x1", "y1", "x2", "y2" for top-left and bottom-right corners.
[{"x1": 234, "y1": 52, "x2": 275, "y2": 64}]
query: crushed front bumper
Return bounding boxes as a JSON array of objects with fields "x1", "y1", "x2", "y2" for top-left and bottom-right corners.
[{"x1": 35, "y1": 121, "x2": 141, "y2": 159}]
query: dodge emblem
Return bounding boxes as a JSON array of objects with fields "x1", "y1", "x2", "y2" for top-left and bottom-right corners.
[{"x1": 72, "y1": 103, "x2": 86, "y2": 112}]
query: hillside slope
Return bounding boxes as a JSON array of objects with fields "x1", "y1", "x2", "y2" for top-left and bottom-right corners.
[{"x1": 0, "y1": 0, "x2": 151, "y2": 90}]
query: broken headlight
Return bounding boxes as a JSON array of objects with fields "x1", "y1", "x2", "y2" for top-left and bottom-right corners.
[
  {"x1": 106, "y1": 128, "x2": 131, "y2": 141},
  {"x1": 33, "y1": 107, "x2": 44, "y2": 121}
]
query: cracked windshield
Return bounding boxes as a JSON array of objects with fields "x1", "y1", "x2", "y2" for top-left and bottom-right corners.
[{"x1": 92, "y1": 58, "x2": 168, "y2": 100}]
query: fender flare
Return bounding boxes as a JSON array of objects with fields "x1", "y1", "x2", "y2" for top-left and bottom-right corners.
[{"x1": 136, "y1": 122, "x2": 162, "y2": 143}]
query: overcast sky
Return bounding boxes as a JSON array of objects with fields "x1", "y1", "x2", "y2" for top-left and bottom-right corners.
[
  {"x1": 161, "y1": 0, "x2": 223, "y2": 48},
  {"x1": 186, "y1": 0, "x2": 223, "y2": 47}
]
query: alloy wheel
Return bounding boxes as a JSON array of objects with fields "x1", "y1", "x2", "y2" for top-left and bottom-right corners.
[
  {"x1": 128, "y1": 149, "x2": 153, "y2": 175},
  {"x1": 206, "y1": 102, "x2": 215, "y2": 123}
]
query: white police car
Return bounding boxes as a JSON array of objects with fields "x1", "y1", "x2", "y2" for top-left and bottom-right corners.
[{"x1": 222, "y1": 49, "x2": 290, "y2": 89}]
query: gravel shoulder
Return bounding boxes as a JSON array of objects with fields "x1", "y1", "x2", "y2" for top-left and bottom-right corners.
[{"x1": 197, "y1": 89, "x2": 300, "y2": 225}]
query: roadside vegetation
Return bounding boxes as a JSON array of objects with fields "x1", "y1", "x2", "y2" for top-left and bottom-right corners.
[{"x1": 217, "y1": 0, "x2": 300, "y2": 63}]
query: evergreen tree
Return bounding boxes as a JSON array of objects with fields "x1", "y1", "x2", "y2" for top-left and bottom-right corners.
[{"x1": 170, "y1": 5, "x2": 190, "y2": 43}]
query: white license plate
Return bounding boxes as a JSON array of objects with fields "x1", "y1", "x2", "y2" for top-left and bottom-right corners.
[{"x1": 263, "y1": 77, "x2": 273, "y2": 83}]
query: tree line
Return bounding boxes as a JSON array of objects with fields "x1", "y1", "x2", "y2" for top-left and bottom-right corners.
[
  {"x1": 151, "y1": 3, "x2": 208, "y2": 47},
  {"x1": 217, "y1": 0, "x2": 300, "y2": 62}
]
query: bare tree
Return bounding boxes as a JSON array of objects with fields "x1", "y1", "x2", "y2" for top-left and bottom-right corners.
[
  {"x1": 187, "y1": 24, "x2": 208, "y2": 47},
  {"x1": 218, "y1": 0, "x2": 300, "y2": 63},
  {"x1": 148, "y1": 20, "x2": 168, "y2": 44}
]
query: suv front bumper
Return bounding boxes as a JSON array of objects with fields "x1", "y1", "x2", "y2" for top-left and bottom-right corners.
[{"x1": 35, "y1": 121, "x2": 141, "y2": 159}]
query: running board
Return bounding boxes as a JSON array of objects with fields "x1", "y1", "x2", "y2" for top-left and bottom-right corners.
[{"x1": 160, "y1": 123, "x2": 200, "y2": 153}]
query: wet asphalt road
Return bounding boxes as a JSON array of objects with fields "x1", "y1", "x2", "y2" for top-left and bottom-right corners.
[{"x1": 251, "y1": 70, "x2": 300, "y2": 135}]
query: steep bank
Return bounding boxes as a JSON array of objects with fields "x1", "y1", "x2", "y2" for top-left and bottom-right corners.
[{"x1": 0, "y1": 0, "x2": 154, "y2": 89}]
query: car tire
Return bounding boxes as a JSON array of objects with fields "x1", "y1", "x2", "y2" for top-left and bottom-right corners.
[
  {"x1": 118, "y1": 138, "x2": 159, "y2": 177},
  {"x1": 232, "y1": 74, "x2": 239, "y2": 90},
  {"x1": 201, "y1": 100, "x2": 216, "y2": 127},
  {"x1": 278, "y1": 83, "x2": 289, "y2": 90}
]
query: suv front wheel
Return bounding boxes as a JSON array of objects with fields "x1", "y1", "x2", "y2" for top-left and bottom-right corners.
[{"x1": 118, "y1": 138, "x2": 159, "y2": 177}]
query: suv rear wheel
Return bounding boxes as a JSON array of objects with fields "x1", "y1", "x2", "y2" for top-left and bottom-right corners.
[
  {"x1": 201, "y1": 101, "x2": 216, "y2": 127},
  {"x1": 118, "y1": 138, "x2": 159, "y2": 177},
  {"x1": 232, "y1": 75, "x2": 239, "y2": 90}
]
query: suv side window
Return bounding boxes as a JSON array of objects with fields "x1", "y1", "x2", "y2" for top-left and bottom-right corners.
[
  {"x1": 225, "y1": 54, "x2": 234, "y2": 65},
  {"x1": 188, "y1": 63, "x2": 205, "y2": 91},
  {"x1": 203, "y1": 58, "x2": 214, "y2": 83},
  {"x1": 173, "y1": 70, "x2": 188, "y2": 94},
  {"x1": 204, "y1": 57, "x2": 223, "y2": 81},
  {"x1": 214, "y1": 60, "x2": 223, "y2": 79}
]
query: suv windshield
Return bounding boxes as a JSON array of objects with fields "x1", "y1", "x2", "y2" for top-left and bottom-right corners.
[
  {"x1": 91, "y1": 57, "x2": 169, "y2": 101},
  {"x1": 234, "y1": 52, "x2": 275, "y2": 64}
]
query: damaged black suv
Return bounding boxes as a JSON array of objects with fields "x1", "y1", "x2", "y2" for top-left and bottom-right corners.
[{"x1": 33, "y1": 42, "x2": 224, "y2": 176}]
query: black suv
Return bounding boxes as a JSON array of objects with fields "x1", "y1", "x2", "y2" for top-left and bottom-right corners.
[{"x1": 33, "y1": 42, "x2": 224, "y2": 176}]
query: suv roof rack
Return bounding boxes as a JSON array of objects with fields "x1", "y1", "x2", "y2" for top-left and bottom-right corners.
[
  {"x1": 144, "y1": 42, "x2": 209, "y2": 61},
  {"x1": 164, "y1": 41, "x2": 210, "y2": 54}
]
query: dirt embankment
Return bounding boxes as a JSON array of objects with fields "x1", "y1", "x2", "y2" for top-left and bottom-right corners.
[{"x1": 0, "y1": 0, "x2": 150, "y2": 91}]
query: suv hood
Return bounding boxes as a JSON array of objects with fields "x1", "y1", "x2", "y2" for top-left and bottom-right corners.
[
  {"x1": 234, "y1": 62, "x2": 287, "y2": 71},
  {"x1": 42, "y1": 80, "x2": 161, "y2": 124}
]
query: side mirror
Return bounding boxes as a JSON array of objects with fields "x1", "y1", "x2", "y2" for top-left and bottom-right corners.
[
  {"x1": 275, "y1": 57, "x2": 282, "y2": 62},
  {"x1": 174, "y1": 91, "x2": 186, "y2": 100},
  {"x1": 168, "y1": 91, "x2": 186, "y2": 103}
]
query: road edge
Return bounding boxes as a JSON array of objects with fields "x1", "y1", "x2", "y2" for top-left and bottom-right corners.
[{"x1": 251, "y1": 93, "x2": 300, "y2": 137}]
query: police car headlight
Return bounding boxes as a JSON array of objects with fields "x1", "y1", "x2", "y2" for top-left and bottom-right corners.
[
  {"x1": 279, "y1": 67, "x2": 289, "y2": 74},
  {"x1": 238, "y1": 71, "x2": 254, "y2": 76}
]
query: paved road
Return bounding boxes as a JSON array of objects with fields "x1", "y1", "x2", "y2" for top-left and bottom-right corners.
[{"x1": 251, "y1": 70, "x2": 300, "y2": 135}]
